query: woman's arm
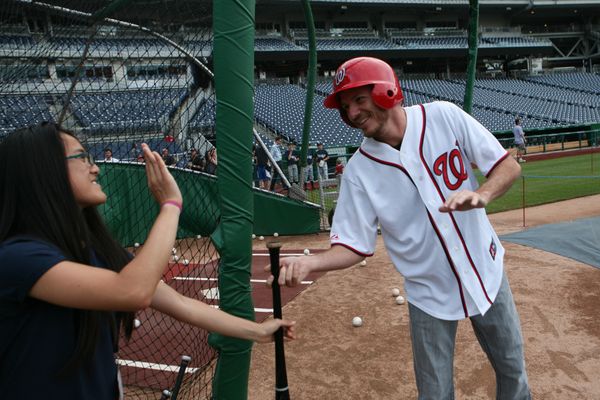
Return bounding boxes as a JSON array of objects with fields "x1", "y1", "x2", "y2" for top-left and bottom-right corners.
[
  {"x1": 150, "y1": 281, "x2": 296, "y2": 343},
  {"x1": 29, "y1": 144, "x2": 183, "y2": 311}
]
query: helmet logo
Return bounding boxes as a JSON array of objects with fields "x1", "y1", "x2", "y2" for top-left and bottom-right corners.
[{"x1": 335, "y1": 67, "x2": 346, "y2": 87}]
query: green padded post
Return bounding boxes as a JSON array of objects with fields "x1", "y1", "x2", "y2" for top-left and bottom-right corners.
[
  {"x1": 210, "y1": 0, "x2": 256, "y2": 398},
  {"x1": 299, "y1": 0, "x2": 317, "y2": 181},
  {"x1": 464, "y1": 0, "x2": 479, "y2": 114}
]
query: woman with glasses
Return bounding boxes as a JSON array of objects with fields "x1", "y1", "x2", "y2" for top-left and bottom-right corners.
[{"x1": 0, "y1": 123, "x2": 296, "y2": 399}]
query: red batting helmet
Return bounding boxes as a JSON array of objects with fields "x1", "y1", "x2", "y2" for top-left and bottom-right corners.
[{"x1": 324, "y1": 57, "x2": 403, "y2": 116}]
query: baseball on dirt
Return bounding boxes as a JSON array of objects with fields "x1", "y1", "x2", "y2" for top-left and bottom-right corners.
[
  {"x1": 360, "y1": 260, "x2": 367, "y2": 266},
  {"x1": 303, "y1": 248, "x2": 310, "y2": 255},
  {"x1": 259, "y1": 235, "x2": 264, "y2": 241},
  {"x1": 273, "y1": 232, "x2": 279, "y2": 237},
  {"x1": 395, "y1": 295, "x2": 405, "y2": 305},
  {"x1": 352, "y1": 316, "x2": 363, "y2": 327},
  {"x1": 391, "y1": 288, "x2": 401, "y2": 297}
]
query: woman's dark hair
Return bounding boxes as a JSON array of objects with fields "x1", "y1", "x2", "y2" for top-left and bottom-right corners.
[{"x1": 0, "y1": 122, "x2": 134, "y2": 373}]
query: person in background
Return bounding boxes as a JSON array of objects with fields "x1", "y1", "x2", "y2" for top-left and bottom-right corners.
[
  {"x1": 129, "y1": 143, "x2": 141, "y2": 161},
  {"x1": 286, "y1": 142, "x2": 300, "y2": 186},
  {"x1": 269, "y1": 136, "x2": 283, "y2": 191},
  {"x1": 304, "y1": 146, "x2": 316, "y2": 190},
  {"x1": 334, "y1": 157, "x2": 344, "y2": 189},
  {"x1": 161, "y1": 148, "x2": 175, "y2": 166},
  {"x1": 103, "y1": 148, "x2": 119, "y2": 163},
  {"x1": 513, "y1": 117, "x2": 527, "y2": 163},
  {"x1": 187, "y1": 148, "x2": 205, "y2": 171},
  {"x1": 255, "y1": 142, "x2": 271, "y2": 190},
  {"x1": 315, "y1": 142, "x2": 329, "y2": 181},
  {"x1": 204, "y1": 147, "x2": 218, "y2": 175},
  {"x1": 0, "y1": 122, "x2": 296, "y2": 399}
]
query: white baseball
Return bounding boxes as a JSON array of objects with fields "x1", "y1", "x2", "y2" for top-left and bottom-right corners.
[
  {"x1": 252, "y1": 233, "x2": 256, "y2": 239},
  {"x1": 171, "y1": 248, "x2": 177, "y2": 255},
  {"x1": 173, "y1": 255, "x2": 179, "y2": 262},
  {"x1": 360, "y1": 260, "x2": 367, "y2": 266},
  {"x1": 352, "y1": 316, "x2": 363, "y2": 327},
  {"x1": 196, "y1": 234, "x2": 202, "y2": 239},
  {"x1": 273, "y1": 232, "x2": 279, "y2": 237},
  {"x1": 134, "y1": 319, "x2": 141, "y2": 328},
  {"x1": 259, "y1": 235, "x2": 264, "y2": 241},
  {"x1": 395, "y1": 295, "x2": 405, "y2": 305},
  {"x1": 134, "y1": 242, "x2": 140, "y2": 248},
  {"x1": 183, "y1": 259, "x2": 189, "y2": 266},
  {"x1": 303, "y1": 249, "x2": 310, "y2": 255},
  {"x1": 391, "y1": 288, "x2": 401, "y2": 297}
]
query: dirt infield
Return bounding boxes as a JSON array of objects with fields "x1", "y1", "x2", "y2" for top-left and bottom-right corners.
[{"x1": 247, "y1": 195, "x2": 600, "y2": 399}]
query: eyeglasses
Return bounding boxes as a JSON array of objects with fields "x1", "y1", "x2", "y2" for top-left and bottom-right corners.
[{"x1": 65, "y1": 152, "x2": 95, "y2": 166}]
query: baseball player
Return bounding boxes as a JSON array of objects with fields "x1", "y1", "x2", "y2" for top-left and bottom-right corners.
[
  {"x1": 513, "y1": 117, "x2": 527, "y2": 163},
  {"x1": 268, "y1": 57, "x2": 531, "y2": 399}
]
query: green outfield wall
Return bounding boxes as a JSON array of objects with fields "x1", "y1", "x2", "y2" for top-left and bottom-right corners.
[{"x1": 97, "y1": 162, "x2": 320, "y2": 246}]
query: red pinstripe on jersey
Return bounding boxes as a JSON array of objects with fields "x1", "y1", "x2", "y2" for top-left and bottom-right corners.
[
  {"x1": 358, "y1": 145, "x2": 469, "y2": 317},
  {"x1": 417, "y1": 104, "x2": 493, "y2": 306}
]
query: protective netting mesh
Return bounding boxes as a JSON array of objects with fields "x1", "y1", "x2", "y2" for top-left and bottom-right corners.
[{"x1": 1, "y1": 1, "x2": 220, "y2": 398}]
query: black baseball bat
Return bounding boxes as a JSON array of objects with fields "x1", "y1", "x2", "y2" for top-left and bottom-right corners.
[
  {"x1": 267, "y1": 242, "x2": 291, "y2": 400},
  {"x1": 171, "y1": 355, "x2": 191, "y2": 400}
]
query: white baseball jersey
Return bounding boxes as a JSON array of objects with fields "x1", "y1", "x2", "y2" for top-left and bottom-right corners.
[{"x1": 331, "y1": 101, "x2": 510, "y2": 320}]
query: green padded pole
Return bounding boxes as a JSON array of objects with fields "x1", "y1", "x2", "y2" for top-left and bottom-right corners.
[
  {"x1": 463, "y1": 0, "x2": 479, "y2": 114},
  {"x1": 299, "y1": 0, "x2": 317, "y2": 178},
  {"x1": 210, "y1": 0, "x2": 256, "y2": 398}
]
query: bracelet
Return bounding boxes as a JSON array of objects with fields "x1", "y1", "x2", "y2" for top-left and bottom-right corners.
[{"x1": 161, "y1": 200, "x2": 183, "y2": 212}]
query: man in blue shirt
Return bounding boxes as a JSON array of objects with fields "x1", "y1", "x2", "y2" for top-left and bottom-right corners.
[
  {"x1": 512, "y1": 118, "x2": 527, "y2": 163},
  {"x1": 269, "y1": 136, "x2": 284, "y2": 191}
]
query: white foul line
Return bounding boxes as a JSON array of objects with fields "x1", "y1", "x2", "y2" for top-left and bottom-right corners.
[
  {"x1": 173, "y1": 277, "x2": 313, "y2": 285},
  {"x1": 252, "y1": 253, "x2": 308, "y2": 257},
  {"x1": 116, "y1": 359, "x2": 198, "y2": 373},
  {"x1": 208, "y1": 305, "x2": 273, "y2": 313}
]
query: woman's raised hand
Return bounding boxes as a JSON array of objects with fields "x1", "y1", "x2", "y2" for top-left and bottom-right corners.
[{"x1": 141, "y1": 144, "x2": 182, "y2": 206}]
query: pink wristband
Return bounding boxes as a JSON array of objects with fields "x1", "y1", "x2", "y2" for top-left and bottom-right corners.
[{"x1": 161, "y1": 200, "x2": 183, "y2": 212}]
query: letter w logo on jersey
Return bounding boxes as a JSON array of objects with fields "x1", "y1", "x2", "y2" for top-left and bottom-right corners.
[{"x1": 433, "y1": 146, "x2": 468, "y2": 190}]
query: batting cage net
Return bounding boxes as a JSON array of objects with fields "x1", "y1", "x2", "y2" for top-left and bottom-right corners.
[{"x1": 1, "y1": 0, "x2": 221, "y2": 398}]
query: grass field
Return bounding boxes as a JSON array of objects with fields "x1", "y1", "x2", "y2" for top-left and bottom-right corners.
[{"x1": 481, "y1": 153, "x2": 600, "y2": 214}]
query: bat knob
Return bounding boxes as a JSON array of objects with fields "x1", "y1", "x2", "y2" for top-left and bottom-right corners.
[{"x1": 267, "y1": 242, "x2": 282, "y2": 250}]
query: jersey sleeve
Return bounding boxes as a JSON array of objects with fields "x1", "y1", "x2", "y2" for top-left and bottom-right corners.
[
  {"x1": 0, "y1": 238, "x2": 67, "y2": 303},
  {"x1": 444, "y1": 102, "x2": 508, "y2": 177},
  {"x1": 330, "y1": 178, "x2": 378, "y2": 256}
]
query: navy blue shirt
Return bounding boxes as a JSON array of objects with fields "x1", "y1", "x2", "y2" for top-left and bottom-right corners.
[
  {"x1": 286, "y1": 149, "x2": 300, "y2": 166},
  {"x1": 0, "y1": 237, "x2": 118, "y2": 399},
  {"x1": 316, "y1": 149, "x2": 329, "y2": 162},
  {"x1": 306, "y1": 151, "x2": 314, "y2": 165}
]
